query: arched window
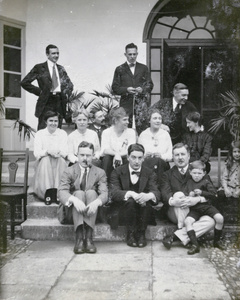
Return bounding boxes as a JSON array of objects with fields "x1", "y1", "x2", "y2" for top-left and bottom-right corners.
[
  {"x1": 152, "y1": 15, "x2": 216, "y2": 39},
  {"x1": 143, "y1": 0, "x2": 239, "y2": 152}
]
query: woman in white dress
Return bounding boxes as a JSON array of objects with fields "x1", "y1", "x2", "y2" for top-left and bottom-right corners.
[
  {"x1": 101, "y1": 107, "x2": 137, "y2": 180},
  {"x1": 32, "y1": 111, "x2": 68, "y2": 204},
  {"x1": 138, "y1": 109, "x2": 171, "y2": 182},
  {"x1": 67, "y1": 109, "x2": 101, "y2": 166}
]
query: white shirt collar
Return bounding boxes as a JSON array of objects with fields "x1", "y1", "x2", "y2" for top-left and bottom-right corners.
[
  {"x1": 178, "y1": 165, "x2": 188, "y2": 174},
  {"x1": 172, "y1": 97, "x2": 179, "y2": 110}
]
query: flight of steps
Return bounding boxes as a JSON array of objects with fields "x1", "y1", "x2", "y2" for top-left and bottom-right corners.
[{"x1": 21, "y1": 194, "x2": 175, "y2": 241}]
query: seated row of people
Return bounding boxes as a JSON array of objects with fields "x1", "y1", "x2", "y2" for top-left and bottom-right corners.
[
  {"x1": 29, "y1": 109, "x2": 239, "y2": 255},
  {"x1": 57, "y1": 141, "x2": 239, "y2": 255}
]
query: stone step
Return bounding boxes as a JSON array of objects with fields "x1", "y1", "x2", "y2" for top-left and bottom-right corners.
[
  {"x1": 26, "y1": 201, "x2": 59, "y2": 219},
  {"x1": 21, "y1": 218, "x2": 175, "y2": 241}
]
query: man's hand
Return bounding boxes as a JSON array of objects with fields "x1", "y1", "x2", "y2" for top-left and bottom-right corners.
[
  {"x1": 135, "y1": 87, "x2": 143, "y2": 94},
  {"x1": 71, "y1": 197, "x2": 87, "y2": 213},
  {"x1": 135, "y1": 193, "x2": 151, "y2": 206},
  {"x1": 180, "y1": 196, "x2": 202, "y2": 209},
  {"x1": 86, "y1": 199, "x2": 102, "y2": 216},
  {"x1": 125, "y1": 191, "x2": 139, "y2": 200},
  {"x1": 127, "y1": 87, "x2": 136, "y2": 94}
]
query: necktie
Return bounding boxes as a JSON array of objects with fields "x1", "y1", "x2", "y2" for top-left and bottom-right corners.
[
  {"x1": 132, "y1": 171, "x2": 140, "y2": 176},
  {"x1": 179, "y1": 168, "x2": 185, "y2": 175},
  {"x1": 80, "y1": 168, "x2": 88, "y2": 190},
  {"x1": 52, "y1": 65, "x2": 59, "y2": 91},
  {"x1": 175, "y1": 103, "x2": 181, "y2": 113},
  {"x1": 129, "y1": 63, "x2": 135, "y2": 68}
]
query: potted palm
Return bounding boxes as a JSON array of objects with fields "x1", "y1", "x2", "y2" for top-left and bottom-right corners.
[{"x1": 208, "y1": 91, "x2": 240, "y2": 142}]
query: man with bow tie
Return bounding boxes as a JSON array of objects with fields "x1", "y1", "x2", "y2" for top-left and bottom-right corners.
[
  {"x1": 110, "y1": 143, "x2": 160, "y2": 248},
  {"x1": 111, "y1": 43, "x2": 153, "y2": 128},
  {"x1": 21, "y1": 44, "x2": 73, "y2": 130},
  {"x1": 58, "y1": 141, "x2": 108, "y2": 254}
]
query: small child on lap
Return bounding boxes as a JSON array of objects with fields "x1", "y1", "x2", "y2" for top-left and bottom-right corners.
[{"x1": 184, "y1": 160, "x2": 226, "y2": 255}]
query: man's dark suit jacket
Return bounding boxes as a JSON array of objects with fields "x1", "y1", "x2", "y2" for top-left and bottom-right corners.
[
  {"x1": 110, "y1": 163, "x2": 160, "y2": 203},
  {"x1": 21, "y1": 61, "x2": 73, "y2": 118},
  {"x1": 161, "y1": 165, "x2": 212, "y2": 206},
  {"x1": 151, "y1": 98, "x2": 197, "y2": 143},
  {"x1": 112, "y1": 62, "x2": 153, "y2": 115}
]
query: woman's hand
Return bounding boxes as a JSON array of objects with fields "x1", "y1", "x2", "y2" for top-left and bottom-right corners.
[
  {"x1": 113, "y1": 153, "x2": 122, "y2": 168},
  {"x1": 47, "y1": 150, "x2": 60, "y2": 158},
  {"x1": 224, "y1": 188, "x2": 232, "y2": 197}
]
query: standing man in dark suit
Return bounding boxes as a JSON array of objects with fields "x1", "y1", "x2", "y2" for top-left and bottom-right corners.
[
  {"x1": 21, "y1": 44, "x2": 73, "y2": 130},
  {"x1": 110, "y1": 143, "x2": 160, "y2": 248},
  {"x1": 151, "y1": 83, "x2": 197, "y2": 144},
  {"x1": 160, "y1": 143, "x2": 214, "y2": 252},
  {"x1": 111, "y1": 43, "x2": 153, "y2": 128},
  {"x1": 58, "y1": 141, "x2": 108, "y2": 254}
]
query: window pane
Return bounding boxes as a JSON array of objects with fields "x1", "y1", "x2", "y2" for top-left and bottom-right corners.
[
  {"x1": 4, "y1": 25, "x2": 21, "y2": 47},
  {"x1": 151, "y1": 48, "x2": 161, "y2": 70},
  {"x1": 151, "y1": 72, "x2": 160, "y2": 93},
  {"x1": 4, "y1": 47, "x2": 21, "y2": 72},
  {"x1": 150, "y1": 94, "x2": 161, "y2": 106},
  {"x1": 5, "y1": 108, "x2": 20, "y2": 120},
  {"x1": 4, "y1": 73, "x2": 21, "y2": 97}
]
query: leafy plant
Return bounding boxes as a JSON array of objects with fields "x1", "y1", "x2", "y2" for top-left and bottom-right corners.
[
  {"x1": 208, "y1": 91, "x2": 240, "y2": 141},
  {"x1": 13, "y1": 120, "x2": 36, "y2": 141},
  {"x1": 65, "y1": 91, "x2": 96, "y2": 123},
  {"x1": 89, "y1": 85, "x2": 119, "y2": 125}
]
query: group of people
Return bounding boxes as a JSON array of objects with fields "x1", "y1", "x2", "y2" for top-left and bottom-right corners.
[{"x1": 22, "y1": 43, "x2": 239, "y2": 255}]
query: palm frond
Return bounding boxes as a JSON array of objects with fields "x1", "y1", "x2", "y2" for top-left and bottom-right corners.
[
  {"x1": 208, "y1": 90, "x2": 240, "y2": 141},
  {"x1": 13, "y1": 120, "x2": 36, "y2": 141}
]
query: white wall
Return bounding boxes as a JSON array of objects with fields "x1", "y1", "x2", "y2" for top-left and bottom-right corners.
[{"x1": 1, "y1": 0, "x2": 158, "y2": 149}]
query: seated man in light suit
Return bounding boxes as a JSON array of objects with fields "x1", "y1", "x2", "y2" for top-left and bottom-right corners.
[
  {"x1": 58, "y1": 141, "x2": 108, "y2": 254},
  {"x1": 160, "y1": 143, "x2": 215, "y2": 251},
  {"x1": 110, "y1": 143, "x2": 160, "y2": 248}
]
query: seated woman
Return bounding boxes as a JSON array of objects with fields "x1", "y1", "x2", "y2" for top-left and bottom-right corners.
[
  {"x1": 182, "y1": 111, "x2": 212, "y2": 173},
  {"x1": 32, "y1": 111, "x2": 68, "y2": 205},
  {"x1": 67, "y1": 109, "x2": 101, "y2": 166},
  {"x1": 217, "y1": 140, "x2": 240, "y2": 224},
  {"x1": 138, "y1": 109, "x2": 171, "y2": 182},
  {"x1": 101, "y1": 107, "x2": 137, "y2": 180}
]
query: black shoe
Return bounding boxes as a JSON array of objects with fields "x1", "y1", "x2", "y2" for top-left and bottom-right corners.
[
  {"x1": 45, "y1": 196, "x2": 52, "y2": 205},
  {"x1": 214, "y1": 240, "x2": 227, "y2": 251},
  {"x1": 187, "y1": 244, "x2": 200, "y2": 255},
  {"x1": 127, "y1": 232, "x2": 138, "y2": 247},
  {"x1": 85, "y1": 238, "x2": 97, "y2": 253},
  {"x1": 74, "y1": 239, "x2": 85, "y2": 254},
  {"x1": 44, "y1": 189, "x2": 52, "y2": 205},
  {"x1": 162, "y1": 235, "x2": 174, "y2": 250},
  {"x1": 138, "y1": 233, "x2": 147, "y2": 248}
]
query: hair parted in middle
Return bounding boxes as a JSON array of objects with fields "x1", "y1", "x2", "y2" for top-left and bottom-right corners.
[{"x1": 127, "y1": 143, "x2": 145, "y2": 156}]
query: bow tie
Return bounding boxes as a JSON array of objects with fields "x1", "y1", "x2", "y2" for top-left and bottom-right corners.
[
  {"x1": 132, "y1": 171, "x2": 140, "y2": 176},
  {"x1": 129, "y1": 63, "x2": 135, "y2": 68}
]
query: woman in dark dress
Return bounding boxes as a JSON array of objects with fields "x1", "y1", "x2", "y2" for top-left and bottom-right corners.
[{"x1": 182, "y1": 111, "x2": 212, "y2": 173}]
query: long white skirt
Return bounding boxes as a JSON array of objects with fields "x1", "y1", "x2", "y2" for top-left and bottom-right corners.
[{"x1": 30, "y1": 156, "x2": 68, "y2": 200}]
